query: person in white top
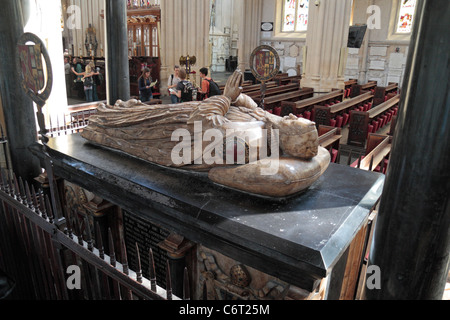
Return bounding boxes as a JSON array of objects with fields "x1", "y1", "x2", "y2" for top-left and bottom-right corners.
[{"x1": 167, "y1": 65, "x2": 181, "y2": 103}]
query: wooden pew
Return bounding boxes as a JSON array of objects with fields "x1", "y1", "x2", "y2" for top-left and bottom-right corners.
[
  {"x1": 350, "y1": 134, "x2": 392, "y2": 173},
  {"x1": 246, "y1": 82, "x2": 300, "y2": 100},
  {"x1": 240, "y1": 81, "x2": 277, "y2": 94},
  {"x1": 219, "y1": 80, "x2": 254, "y2": 93},
  {"x1": 275, "y1": 74, "x2": 302, "y2": 86},
  {"x1": 347, "y1": 94, "x2": 400, "y2": 147},
  {"x1": 373, "y1": 82, "x2": 399, "y2": 106},
  {"x1": 254, "y1": 87, "x2": 314, "y2": 112},
  {"x1": 360, "y1": 80, "x2": 378, "y2": 91},
  {"x1": 280, "y1": 89, "x2": 345, "y2": 119},
  {"x1": 389, "y1": 115, "x2": 398, "y2": 136},
  {"x1": 274, "y1": 72, "x2": 289, "y2": 83},
  {"x1": 350, "y1": 80, "x2": 377, "y2": 98},
  {"x1": 318, "y1": 125, "x2": 342, "y2": 163},
  {"x1": 313, "y1": 91, "x2": 374, "y2": 128},
  {"x1": 344, "y1": 79, "x2": 358, "y2": 98}
]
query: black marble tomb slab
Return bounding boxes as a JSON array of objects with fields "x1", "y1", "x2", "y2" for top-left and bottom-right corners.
[{"x1": 29, "y1": 134, "x2": 384, "y2": 291}]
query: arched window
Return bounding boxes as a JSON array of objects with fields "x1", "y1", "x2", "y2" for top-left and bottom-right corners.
[
  {"x1": 281, "y1": 0, "x2": 309, "y2": 32},
  {"x1": 396, "y1": 0, "x2": 416, "y2": 33}
]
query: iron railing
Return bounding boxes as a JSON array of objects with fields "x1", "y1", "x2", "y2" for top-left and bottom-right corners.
[{"x1": 0, "y1": 168, "x2": 186, "y2": 300}]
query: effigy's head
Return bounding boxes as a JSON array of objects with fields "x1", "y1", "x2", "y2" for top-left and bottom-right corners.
[{"x1": 277, "y1": 114, "x2": 319, "y2": 159}]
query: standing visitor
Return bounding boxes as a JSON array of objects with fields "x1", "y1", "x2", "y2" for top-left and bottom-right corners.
[
  {"x1": 175, "y1": 69, "x2": 194, "y2": 102},
  {"x1": 167, "y1": 65, "x2": 181, "y2": 104},
  {"x1": 71, "y1": 57, "x2": 85, "y2": 99},
  {"x1": 198, "y1": 67, "x2": 221, "y2": 100},
  {"x1": 73, "y1": 64, "x2": 95, "y2": 102},
  {"x1": 138, "y1": 67, "x2": 154, "y2": 102}
]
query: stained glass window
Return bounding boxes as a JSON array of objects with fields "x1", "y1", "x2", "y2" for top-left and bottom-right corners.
[
  {"x1": 282, "y1": 0, "x2": 309, "y2": 32},
  {"x1": 396, "y1": 0, "x2": 416, "y2": 33}
]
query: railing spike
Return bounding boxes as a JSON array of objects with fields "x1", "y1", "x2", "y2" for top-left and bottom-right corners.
[
  {"x1": 0, "y1": 168, "x2": 8, "y2": 192},
  {"x1": 49, "y1": 116, "x2": 53, "y2": 135},
  {"x1": 135, "y1": 243, "x2": 143, "y2": 283},
  {"x1": 0, "y1": 168, "x2": 4, "y2": 191},
  {"x1": 63, "y1": 117, "x2": 68, "y2": 135},
  {"x1": 149, "y1": 248, "x2": 157, "y2": 292},
  {"x1": 56, "y1": 115, "x2": 60, "y2": 136},
  {"x1": 31, "y1": 185, "x2": 39, "y2": 215},
  {"x1": 24, "y1": 180, "x2": 34, "y2": 210},
  {"x1": 121, "y1": 239, "x2": 129, "y2": 275},
  {"x1": 3, "y1": 169, "x2": 11, "y2": 195},
  {"x1": 77, "y1": 216, "x2": 84, "y2": 246},
  {"x1": 183, "y1": 267, "x2": 190, "y2": 300},
  {"x1": 84, "y1": 216, "x2": 93, "y2": 252},
  {"x1": 39, "y1": 189, "x2": 47, "y2": 220},
  {"x1": 108, "y1": 228, "x2": 116, "y2": 267},
  {"x1": 7, "y1": 170, "x2": 15, "y2": 196},
  {"x1": 65, "y1": 206, "x2": 74, "y2": 239},
  {"x1": 45, "y1": 194, "x2": 54, "y2": 224},
  {"x1": 12, "y1": 172, "x2": 20, "y2": 200},
  {"x1": 18, "y1": 177, "x2": 26, "y2": 204},
  {"x1": 166, "y1": 259, "x2": 172, "y2": 300},
  {"x1": 2, "y1": 169, "x2": 9, "y2": 193},
  {"x1": 95, "y1": 222, "x2": 104, "y2": 259}
]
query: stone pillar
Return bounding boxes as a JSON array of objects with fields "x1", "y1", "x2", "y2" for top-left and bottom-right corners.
[
  {"x1": 160, "y1": 0, "x2": 211, "y2": 91},
  {"x1": 365, "y1": 0, "x2": 450, "y2": 300},
  {"x1": 237, "y1": 0, "x2": 263, "y2": 72},
  {"x1": 302, "y1": 0, "x2": 353, "y2": 92},
  {"x1": 0, "y1": 0, "x2": 41, "y2": 183},
  {"x1": 104, "y1": 0, "x2": 130, "y2": 105}
]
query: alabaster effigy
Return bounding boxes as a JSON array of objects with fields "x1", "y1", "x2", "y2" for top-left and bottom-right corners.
[{"x1": 81, "y1": 70, "x2": 330, "y2": 198}]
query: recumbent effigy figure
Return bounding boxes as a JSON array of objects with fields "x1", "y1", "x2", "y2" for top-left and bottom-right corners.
[{"x1": 81, "y1": 70, "x2": 330, "y2": 198}]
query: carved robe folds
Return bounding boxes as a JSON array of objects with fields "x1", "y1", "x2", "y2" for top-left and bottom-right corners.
[{"x1": 81, "y1": 93, "x2": 330, "y2": 198}]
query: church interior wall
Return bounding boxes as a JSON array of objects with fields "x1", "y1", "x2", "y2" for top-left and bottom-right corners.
[
  {"x1": 344, "y1": 0, "x2": 411, "y2": 87},
  {"x1": 209, "y1": 0, "x2": 240, "y2": 73},
  {"x1": 258, "y1": 0, "x2": 412, "y2": 87},
  {"x1": 61, "y1": 0, "x2": 106, "y2": 58},
  {"x1": 259, "y1": 0, "x2": 306, "y2": 77},
  {"x1": 58, "y1": 0, "x2": 412, "y2": 92}
]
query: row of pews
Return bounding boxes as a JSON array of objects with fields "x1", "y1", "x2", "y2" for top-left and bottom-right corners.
[
  {"x1": 318, "y1": 125, "x2": 393, "y2": 176},
  {"x1": 348, "y1": 134, "x2": 392, "y2": 174},
  {"x1": 347, "y1": 94, "x2": 400, "y2": 147}
]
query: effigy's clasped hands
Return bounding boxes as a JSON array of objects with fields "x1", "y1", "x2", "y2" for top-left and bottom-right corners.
[{"x1": 81, "y1": 70, "x2": 330, "y2": 198}]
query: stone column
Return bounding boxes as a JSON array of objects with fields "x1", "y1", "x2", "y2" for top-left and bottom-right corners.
[
  {"x1": 237, "y1": 0, "x2": 263, "y2": 72},
  {"x1": 365, "y1": 0, "x2": 450, "y2": 300},
  {"x1": 0, "y1": 0, "x2": 41, "y2": 183},
  {"x1": 104, "y1": 0, "x2": 130, "y2": 105},
  {"x1": 302, "y1": 0, "x2": 353, "y2": 92},
  {"x1": 160, "y1": 0, "x2": 211, "y2": 91}
]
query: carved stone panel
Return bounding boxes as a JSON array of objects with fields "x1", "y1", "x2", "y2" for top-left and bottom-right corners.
[{"x1": 196, "y1": 246, "x2": 326, "y2": 300}]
